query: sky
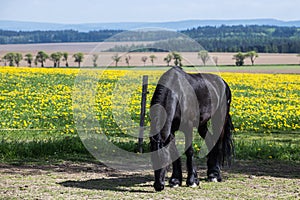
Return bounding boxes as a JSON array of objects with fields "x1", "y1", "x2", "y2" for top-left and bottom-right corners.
[{"x1": 0, "y1": 0, "x2": 298, "y2": 24}]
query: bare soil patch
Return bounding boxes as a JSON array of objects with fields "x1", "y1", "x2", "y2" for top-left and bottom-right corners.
[{"x1": 1, "y1": 160, "x2": 299, "y2": 199}]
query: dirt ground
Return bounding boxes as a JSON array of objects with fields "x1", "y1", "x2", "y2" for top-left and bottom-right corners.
[{"x1": 1, "y1": 160, "x2": 299, "y2": 199}]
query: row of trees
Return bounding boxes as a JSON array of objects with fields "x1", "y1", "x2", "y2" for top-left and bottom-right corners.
[
  {"x1": 1, "y1": 51, "x2": 186, "y2": 67},
  {"x1": 111, "y1": 50, "x2": 261, "y2": 67},
  {"x1": 1, "y1": 51, "x2": 84, "y2": 67},
  {"x1": 2, "y1": 50, "x2": 299, "y2": 67},
  {"x1": 197, "y1": 50, "x2": 259, "y2": 66},
  {"x1": 111, "y1": 50, "x2": 266, "y2": 67},
  {"x1": 111, "y1": 52, "x2": 184, "y2": 67}
]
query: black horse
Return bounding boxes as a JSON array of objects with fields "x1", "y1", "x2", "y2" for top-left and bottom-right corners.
[{"x1": 150, "y1": 66, "x2": 234, "y2": 191}]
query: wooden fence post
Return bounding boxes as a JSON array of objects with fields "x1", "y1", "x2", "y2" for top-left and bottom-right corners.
[{"x1": 138, "y1": 75, "x2": 148, "y2": 153}]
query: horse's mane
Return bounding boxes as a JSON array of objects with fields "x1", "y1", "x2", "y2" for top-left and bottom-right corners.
[{"x1": 150, "y1": 66, "x2": 184, "y2": 106}]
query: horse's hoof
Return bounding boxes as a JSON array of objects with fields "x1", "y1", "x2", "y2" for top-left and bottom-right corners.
[
  {"x1": 208, "y1": 173, "x2": 222, "y2": 182},
  {"x1": 189, "y1": 183, "x2": 198, "y2": 188},
  {"x1": 186, "y1": 179, "x2": 199, "y2": 187},
  {"x1": 208, "y1": 177, "x2": 218, "y2": 182},
  {"x1": 154, "y1": 183, "x2": 165, "y2": 192},
  {"x1": 169, "y1": 178, "x2": 182, "y2": 188}
]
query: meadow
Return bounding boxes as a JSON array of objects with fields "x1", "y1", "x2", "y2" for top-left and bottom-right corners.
[
  {"x1": 0, "y1": 66, "x2": 299, "y2": 199},
  {"x1": 0, "y1": 66, "x2": 299, "y2": 162}
]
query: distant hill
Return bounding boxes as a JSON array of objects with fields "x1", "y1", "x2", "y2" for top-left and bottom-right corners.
[
  {"x1": 1, "y1": 19, "x2": 300, "y2": 31},
  {"x1": 1, "y1": 25, "x2": 299, "y2": 53}
]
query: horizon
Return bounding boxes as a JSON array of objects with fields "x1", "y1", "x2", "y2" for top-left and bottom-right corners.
[
  {"x1": 0, "y1": 0, "x2": 298, "y2": 24},
  {"x1": 1, "y1": 18, "x2": 300, "y2": 25}
]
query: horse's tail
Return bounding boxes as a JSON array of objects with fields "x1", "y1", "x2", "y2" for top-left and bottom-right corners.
[{"x1": 222, "y1": 113, "x2": 234, "y2": 167}]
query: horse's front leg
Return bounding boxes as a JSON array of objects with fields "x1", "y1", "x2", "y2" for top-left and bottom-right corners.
[
  {"x1": 185, "y1": 130, "x2": 199, "y2": 187},
  {"x1": 153, "y1": 168, "x2": 166, "y2": 191},
  {"x1": 168, "y1": 134, "x2": 182, "y2": 187},
  {"x1": 169, "y1": 158, "x2": 182, "y2": 187},
  {"x1": 150, "y1": 137, "x2": 168, "y2": 191}
]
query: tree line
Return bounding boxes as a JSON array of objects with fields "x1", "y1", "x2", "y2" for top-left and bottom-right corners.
[
  {"x1": 1, "y1": 51, "x2": 183, "y2": 67},
  {"x1": 114, "y1": 51, "x2": 300, "y2": 67},
  {"x1": 106, "y1": 25, "x2": 300, "y2": 53},
  {"x1": 183, "y1": 25, "x2": 300, "y2": 53},
  {"x1": 0, "y1": 30, "x2": 122, "y2": 44},
  {"x1": 1, "y1": 51, "x2": 84, "y2": 67},
  {"x1": 1, "y1": 25, "x2": 300, "y2": 53},
  {"x1": 109, "y1": 52, "x2": 185, "y2": 67},
  {"x1": 4, "y1": 50, "x2": 294, "y2": 67}
]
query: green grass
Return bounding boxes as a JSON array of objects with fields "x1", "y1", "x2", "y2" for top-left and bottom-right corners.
[
  {"x1": 233, "y1": 132, "x2": 300, "y2": 161},
  {"x1": 0, "y1": 129, "x2": 299, "y2": 163},
  {"x1": 0, "y1": 130, "x2": 90, "y2": 163}
]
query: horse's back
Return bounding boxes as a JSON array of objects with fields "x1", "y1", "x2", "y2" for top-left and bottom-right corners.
[{"x1": 188, "y1": 72, "x2": 231, "y2": 102}]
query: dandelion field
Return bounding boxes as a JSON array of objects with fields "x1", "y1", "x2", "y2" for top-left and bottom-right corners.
[{"x1": 0, "y1": 67, "x2": 299, "y2": 161}]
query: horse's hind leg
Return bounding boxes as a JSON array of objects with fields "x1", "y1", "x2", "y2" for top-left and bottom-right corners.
[
  {"x1": 168, "y1": 133, "x2": 182, "y2": 187},
  {"x1": 198, "y1": 123, "x2": 222, "y2": 182},
  {"x1": 185, "y1": 145, "x2": 199, "y2": 187},
  {"x1": 206, "y1": 140, "x2": 222, "y2": 182},
  {"x1": 185, "y1": 129, "x2": 199, "y2": 187}
]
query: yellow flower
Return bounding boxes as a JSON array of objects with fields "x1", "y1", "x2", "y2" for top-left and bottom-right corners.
[{"x1": 0, "y1": 67, "x2": 299, "y2": 135}]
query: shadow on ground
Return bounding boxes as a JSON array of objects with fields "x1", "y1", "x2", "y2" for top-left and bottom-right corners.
[
  {"x1": 1, "y1": 159, "x2": 299, "y2": 180},
  {"x1": 226, "y1": 160, "x2": 300, "y2": 179},
  {"x1": 59, "y1": 174, "x2": 154, "y2": 193}
]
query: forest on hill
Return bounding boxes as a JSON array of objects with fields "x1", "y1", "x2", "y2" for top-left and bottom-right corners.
[
  {"x1": 183, "y1": 25, "x2": 300, "y2": 53},
  {"x1": 0, "y1": 29, "x2": 122, "y2": 44},
  {"x1": 0, "y1": 25, "x2": 300, "y2": 53}
]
